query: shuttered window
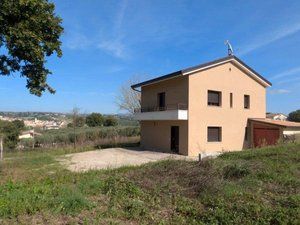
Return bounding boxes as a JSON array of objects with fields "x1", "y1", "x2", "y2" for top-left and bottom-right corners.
[
  {"x1": 207, "y1": 127, "x2": 222, "y2": 142},
  {"x1": 244, "y1": 95, "x2": 250, "y2": 109},
  {"x1": 208, "y1": 90, "x2": 221, "y2": 106}
]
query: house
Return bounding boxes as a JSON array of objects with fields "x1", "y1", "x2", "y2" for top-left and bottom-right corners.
[
  {"x1": 266, "y1": 112, "x2": 287, "y2": 121},
  {"x1": 131, "y1": 55, "x2": 300, "y2": 156},
  {"x1": 19, "y1": 130, "x2": 42, "y2": 139}
]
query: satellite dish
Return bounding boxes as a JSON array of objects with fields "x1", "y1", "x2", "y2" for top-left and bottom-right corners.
[{"x1": 224, "y1": 40, "x2": 234, "y2": 56}]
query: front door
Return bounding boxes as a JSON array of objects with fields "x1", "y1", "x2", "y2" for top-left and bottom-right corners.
[{"x1": 171, "y1": 126, "x2": 179, "y2": 153}]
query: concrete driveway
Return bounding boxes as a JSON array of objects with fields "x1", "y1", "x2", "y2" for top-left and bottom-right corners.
[{"x1": 59, "y1": 147, "x2": 193, "y2": 172}]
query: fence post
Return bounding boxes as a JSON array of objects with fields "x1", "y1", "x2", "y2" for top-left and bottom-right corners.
[{"x1": 0, "y1": 137, "x2": 3, "y2": 160}]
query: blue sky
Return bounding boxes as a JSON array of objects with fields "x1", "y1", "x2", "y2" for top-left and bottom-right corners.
[{"x1": 0, "y1": 0, "x2": 300, "y2": 114}]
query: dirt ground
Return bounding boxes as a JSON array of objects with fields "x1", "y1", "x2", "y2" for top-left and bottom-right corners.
[{"x1": 59, "y1": 147, "x2": 195, "y2": 172}]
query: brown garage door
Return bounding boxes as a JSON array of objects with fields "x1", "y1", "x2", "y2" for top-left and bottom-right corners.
[{"x1": 253, "y1": 127, "x2": 280, "y2": 147}]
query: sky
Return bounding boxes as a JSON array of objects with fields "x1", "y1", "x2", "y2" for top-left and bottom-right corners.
[{"x1": 0, "y1": 0, "x2": 300, "y2": 114}]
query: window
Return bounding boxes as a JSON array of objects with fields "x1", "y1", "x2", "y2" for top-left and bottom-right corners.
[
  {"x1": 244, "y1": 95, "x2": 250, "y2": 109},
  {"x1": 208, "y1": 90, "x2": 221, "y2": 106},
  {"x1": 244, "y1": 127, "x2": 248, "y2": 141},
  {"x1": 207, "y1": 127, "x2": 222, "y2": 142},
  {"x1": 230, "y1": 93, "x2": 233, "y2": 108},
  {"x1": 157, "y1": 92, "x2": 165, "y2": 110}
]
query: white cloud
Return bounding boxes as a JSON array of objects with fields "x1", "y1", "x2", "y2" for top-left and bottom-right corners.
[
  {"x1": 277, "y1": 76, "x2": 300, "y2": 84},
  {"x1": 271, "y1": 66, "x2": 300, "y2": 80},
  {"x1": 97, "y1": 40, "x2": 127, "y2": 59},
  {"x1": 64, "y1": 32, "x2": 91, "y2": 50},
  {"x1": 239, "y1": 22, "x2": 300, "y2": 55},
  {"x1": 268, "y1": 89, "x2": 291, "y2": 94},
  {"x1": 97, "y1": 0, "x2": 129, "y2": 59}
]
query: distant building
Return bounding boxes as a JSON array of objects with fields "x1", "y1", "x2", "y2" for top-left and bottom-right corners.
[
  {"x1": 19, "y1": 130, "x2": 42, "y2": 139},
  {"x1": 266, "y1": 113, "x2": 287, "y2": 121}
]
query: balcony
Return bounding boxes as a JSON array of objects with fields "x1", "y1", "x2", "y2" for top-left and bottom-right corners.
[{"x1": 134, "y1": 103, "x2": 188, "y2": 121}]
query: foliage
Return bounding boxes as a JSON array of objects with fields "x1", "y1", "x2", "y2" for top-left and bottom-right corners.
[
  {"x1": 0, "y1": 120, "x2": 24, "y2": 149},
  {"x1": 103, "y1": 115, "x2": 118, "y2": 127},
  {"x1": 0, "y1": 0, "x2": 63, "y2": 96},
  {"x1": 0, "y1": 144, "x2": 299, "y2": 224},
  {"x1": 288, "y1": 109, "x2": 300, "y2": 122},
  {"x1": 86, "y1": 113, "x2": 104, "y2": 127},
  {"x1": 11, "y1": 120, "x2": 25, "y2": 130},
  {"x1": 68, "y1": 116, "x2": 85, "y2": 128},
  {"x1": 19, "y1": 126, "x2": 140, "y2": 149}
]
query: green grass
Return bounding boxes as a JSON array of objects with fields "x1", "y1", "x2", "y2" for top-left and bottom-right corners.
[{"x1": 0, "y1": 144, "x2": 299, "y2": 224}]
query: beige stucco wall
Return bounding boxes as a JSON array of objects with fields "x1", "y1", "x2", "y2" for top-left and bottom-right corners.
[
  {"x1": 141, "y1": 76, "x2": 188, "y2": 108},
  {"x1": 140, "y1": 120, "x2": 188, "y2": 155},
  {"x1": 188, "y1": 62, "x2": 266, "y2": 156}
]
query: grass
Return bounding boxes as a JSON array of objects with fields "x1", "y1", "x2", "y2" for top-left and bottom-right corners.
[{"x1": 0, "y1": 144, "x2": 299, "y2": 224}]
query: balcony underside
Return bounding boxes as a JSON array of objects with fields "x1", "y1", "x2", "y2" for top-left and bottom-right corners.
[{"x1": 134, "y1": 110, "x2": 188, "y2": 121}]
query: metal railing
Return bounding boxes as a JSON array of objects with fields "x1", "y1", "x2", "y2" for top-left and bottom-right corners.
[{"x1": 134, "y1": 103, "x2": 188, "y2": 113}]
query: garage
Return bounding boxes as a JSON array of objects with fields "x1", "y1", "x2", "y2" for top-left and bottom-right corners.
[
  {"x1": 253, "y1": 125, "x2": 280, "y2": 147},
  {"x1": 249, "y1": 118, "x2": 300, "y2": 148}
]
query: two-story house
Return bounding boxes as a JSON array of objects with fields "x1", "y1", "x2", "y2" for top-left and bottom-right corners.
[{"x1": 131, "y1": 55, "x2": 287, "y2": 156}]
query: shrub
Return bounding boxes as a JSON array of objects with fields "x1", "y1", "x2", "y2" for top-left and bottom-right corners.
[
  {"x1": 223, "y1": 164, "x2": 250, "y2": 179},
  {"x1": 103, "y1": 116, "x2": 118, "y2": 127},
  {"x1": 86, "y1": 113, "x2": 104, "y2": 127}
]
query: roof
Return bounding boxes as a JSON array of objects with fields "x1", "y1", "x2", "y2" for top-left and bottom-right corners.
[
  {"x1": 266, "y1": 113, "x2": 287, "y2": 119},
  {"x1": 249, "y1": 118, "x2": 300, "y2": 128},
  {"x1": 131, "y1": 55, "x2": 272, "y2": 89}
]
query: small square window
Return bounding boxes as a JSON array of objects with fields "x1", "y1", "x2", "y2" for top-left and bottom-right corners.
[
  {"x1": 207, "y1": 127, "x2": 222, "y2": 142},
  {"x1": 244, "y1": 95, "x2": 250, "y2": 109},
  {"x1": 208, "y1": 90, "x2": 221, "y2": 106}
]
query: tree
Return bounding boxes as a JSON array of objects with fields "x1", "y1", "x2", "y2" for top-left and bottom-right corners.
[
  {"x1": 104, "y1": 116, "x2": 118, "y2": 127},
  {"x1": 86, "y1": 113, "x2": 104, "y2": 127},
  {"x1": 0, "y1": 120, "x2": 23, "y2": 150},
  {"x1": 116, "y1": 76, "x2": 141, "y2": 114},
  {"x1": 70, "y1": 107, "x2": 85, "y2": 149},
  {"x1": 12, "y1": 120, "x2": 25, "y2": 130},
  {"x1": 0, "y1": 0, "x2": 63, "y2": 96},
  {"x1": 288, "y1": 110, "x2": 300, "y2": 122}
]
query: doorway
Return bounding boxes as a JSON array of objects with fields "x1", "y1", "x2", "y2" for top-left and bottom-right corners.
[
  {"x1": 171, "y1": 126, "x2": 179, "y2": 153},
  {"x1": 157, "y1": 92, "x2": 165, "y2": 111}
]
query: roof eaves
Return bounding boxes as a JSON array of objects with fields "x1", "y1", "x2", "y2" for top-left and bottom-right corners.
[
  {"x1": 182, "y1": 55, "x2": 234, "y2": 74},
  {"x1": 131, "y1": 55, "x2": 272, "y2": 89},
  {"x1": 232, "y1": 56, "x2": 272, "y2": 86},
  {"x1": 131, "y1": 70, "x2": 182, "y2": 89}
]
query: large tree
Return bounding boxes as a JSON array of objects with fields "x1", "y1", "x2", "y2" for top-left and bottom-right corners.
[
  {"x1": 116, "y1": 76, "x2": 141, "y2": 114},
  {"x1": 0, "y1": 0, "x2": 63, "y2": 96},
  {"x1": 288, "y1": 109, "x2": 300, "y2": 122}
]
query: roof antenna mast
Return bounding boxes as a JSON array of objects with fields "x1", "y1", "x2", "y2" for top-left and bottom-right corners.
[{"x1": 225, "y1": 40, "x2": 234, "y2": 56}]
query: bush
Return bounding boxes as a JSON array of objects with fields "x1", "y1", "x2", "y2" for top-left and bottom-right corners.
[
  {"x1": 104, "y1": 116, "x2": 118, "y2": 127},
  {"x1": 86, "y1": 113, "x2": 104, "y2": 127},
  {"x1": 223, "y1": 164, "x2": 250, "y2": 179},
  {"x1": 30, "y1": 126, "x2": 140, "y2": 149}
]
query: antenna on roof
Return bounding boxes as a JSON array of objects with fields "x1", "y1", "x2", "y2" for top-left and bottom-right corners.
[{"x1": 224, "y1": 40, "x2": 234, "y2": 56}]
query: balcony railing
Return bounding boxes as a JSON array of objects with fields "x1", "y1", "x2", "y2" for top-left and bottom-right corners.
[{"x1": 134, "y1": 103, "x2": 188, "y2": 113}]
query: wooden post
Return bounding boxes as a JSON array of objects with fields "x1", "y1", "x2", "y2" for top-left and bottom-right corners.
[
  {"x1": 32, "y1": 129, "x2": 35, "y2": 149},
  {"x1": 0, "y1": 137, "x2": 3, "y2": 160}
]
